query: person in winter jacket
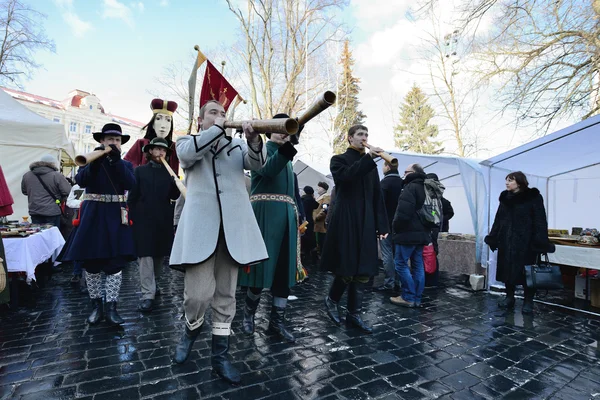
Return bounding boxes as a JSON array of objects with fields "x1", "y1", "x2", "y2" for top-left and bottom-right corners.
[
  {"x1": 375, "y1": 161, "x2": 403, "y2": 292},
  {"x1": 485, "y1": 171, "x2": 549, "y2": 314},
  {"x1": 313, "y1": 181, "x2": 331, "y2": 257},
  {"x1": 301, "y1": 186, "x2": 319, "y2": 264},
  {"x1": 390, "y1": 164, "x2": 440, "y2": 308},
  {"x1": 21, "y1": 154, "x2": 71, "y2": 227},
  {"x1": 424, "y1": 173, "x2": 450, "y2": 287}
]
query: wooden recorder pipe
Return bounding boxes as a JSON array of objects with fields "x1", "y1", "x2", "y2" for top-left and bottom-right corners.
[
  {"x1": 223, "y1": 118, "x2": 299, "y2": 135},
  {"x1": 363, "y1": 143, "x2": 398, "y2": 167},
  {"x1": 74, "y1": 147, "x2": 112, "y2": 167},
  {"x1": 160, "y1": 158, "x2": 187, "y2": 199}
]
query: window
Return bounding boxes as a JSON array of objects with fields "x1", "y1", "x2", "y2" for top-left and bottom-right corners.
[
  {"x1": 85, "y1": 125, "x2": 92, "y2": 134},
  {"x1": 69, "y1": 122, "x2": 77, "y2": 133},
  {"x1": 53, "y1": 117, "x2": 60, "y2": 123}
]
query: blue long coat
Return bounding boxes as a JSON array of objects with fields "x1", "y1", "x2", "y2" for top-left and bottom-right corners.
[{"x1": 60, "y1": 157, "x2": 136, "y2": 262}]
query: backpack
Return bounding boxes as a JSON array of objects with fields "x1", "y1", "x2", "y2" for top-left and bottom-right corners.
[{"x1": 416, "y1": 179, "x2": 444, "y2": 229}]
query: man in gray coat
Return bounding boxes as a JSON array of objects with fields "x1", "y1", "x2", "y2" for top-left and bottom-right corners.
[
  {"x1": 21, "y1": 154, "x2": 71, "y2": 227},
  {"x1": 171, "y1": 100, "x2": 268, "y2": 385}
]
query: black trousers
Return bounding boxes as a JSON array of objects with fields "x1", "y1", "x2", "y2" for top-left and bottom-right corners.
[{"x1": 84, "y1": 257, "x2": 128, "y2": 275}]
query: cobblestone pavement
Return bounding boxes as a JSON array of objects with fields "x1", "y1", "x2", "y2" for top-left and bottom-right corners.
[{"x1": 1, "y1": 263, "x2": 600, "y2": 400}]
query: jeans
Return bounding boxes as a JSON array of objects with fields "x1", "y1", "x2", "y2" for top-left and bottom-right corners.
[
  {"x1": 31, "y1": 214, "x2": 61, "y2": 228},
  {"x1": 380, "y1": 236, "x2": 397, "y2": 288},
  {"x1": 394, "y1": 244, "x2": 425, "y2": 304}
]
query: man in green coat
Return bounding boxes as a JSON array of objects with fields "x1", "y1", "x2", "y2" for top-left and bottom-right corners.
[{"x1": 239, "y1": 113, "x2": 300, "y2": 343}]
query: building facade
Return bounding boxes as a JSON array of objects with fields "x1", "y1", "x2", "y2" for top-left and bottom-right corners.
[{"x1": 2, "y1": 88, "x2": 145, "y2": 156}]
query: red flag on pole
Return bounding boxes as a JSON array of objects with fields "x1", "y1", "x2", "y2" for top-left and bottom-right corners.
[{"x1": 199, "y1": 60, "x2": 239, "y2": 112}]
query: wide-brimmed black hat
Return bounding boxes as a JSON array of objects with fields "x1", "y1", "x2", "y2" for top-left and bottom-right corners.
[
  {"x1": 93, "y1": 123, "x2": 130, "y2": 144},
  {"x1": 143, "y1": 137, "x2": 172, "y2": 153}
]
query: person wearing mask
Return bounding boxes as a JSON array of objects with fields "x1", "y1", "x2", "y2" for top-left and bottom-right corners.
[
  {"x1": 374, "y1": 161, "x2": 403, "y2": 292},
  {"x1": 485, "y1": 171, "x2": 549, "y2": 314},
  {"x1": 389, "y1": 164, "x2": 435, "y2": 308},
  {"x1": 321, "y1": 125, "x2": 388, "y2": 333},
  {"x1": 313, "y1": 181, "x2": 331, "y2": 259},
  {"x1": 21, "y1": 154, "x2": 71, "y2": 228}
]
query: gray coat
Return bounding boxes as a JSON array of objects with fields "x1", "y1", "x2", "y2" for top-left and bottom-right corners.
[
  {"x1": 170, "y1": 125, "x2": 269, "y2": 267},
  {"x1": 21, "y1": 161, "x2": 71, "y2": 217}
]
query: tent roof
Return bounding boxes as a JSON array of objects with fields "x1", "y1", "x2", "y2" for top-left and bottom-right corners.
[
  {"x1": 480, "y1": 114, "x2": 600, "y2": 178},
  {"x1": 0, "y1": 88, "x2": 75, "y2": 160},
  {"x1": 293, "y1": 160, "x2": 333, "y2": 190}
]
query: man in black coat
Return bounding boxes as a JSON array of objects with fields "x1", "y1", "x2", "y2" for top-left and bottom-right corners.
[
  {"x1": 390, "y1": 164, "x2": 431, "y2": 308},
  {"x1": 128, "y1": 138, "x2": 180, "y2": 312},
  {"x1": 301, "y1": 186, "x2": 319, "y2": 265},
  {"x1": 321, "y1": 125, "x2": 388, "y2": 333},
  {"x1": 375, "y1": 161, "x2": 403, "y2": 292}
]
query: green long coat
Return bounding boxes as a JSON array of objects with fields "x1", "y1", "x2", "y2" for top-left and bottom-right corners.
[{"x1": 238, "y1": 140, "x2": 298, "y2": 289}]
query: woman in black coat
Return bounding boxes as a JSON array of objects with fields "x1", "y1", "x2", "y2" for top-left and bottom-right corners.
[{"x1": 485, "y1": 171, "x2": 549, "y2": 314}]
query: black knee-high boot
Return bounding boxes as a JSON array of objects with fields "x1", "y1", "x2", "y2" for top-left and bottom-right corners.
[
  {"x1": 211, "y1": 335, "x2": 241, "y2": 384},
  {"x1": 242, "y1": 291, "x2": 261, "y2": 336},
  {"x1": 346, "y1": 282, "x2": 373, "y2": 334},
  {"x1": 499, "y1": 284, "x2": 516, "y2": 309},
  {"x1": 325, "y1": 276, "x2": 347, "y2": 325}
]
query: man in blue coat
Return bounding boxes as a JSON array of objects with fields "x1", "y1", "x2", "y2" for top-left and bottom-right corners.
[{"x1": 60, "y1": 123, "x2": 136, "y2": 326}]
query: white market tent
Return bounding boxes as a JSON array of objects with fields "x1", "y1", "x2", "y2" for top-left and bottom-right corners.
[
  {"x1": 0, "y1": 88, "x2": 76, "y2": 220},
  {"x1": 293, "y1": 159, "x2": 334, "y2": 192},
  {"x1": 377, "y1": 150, "x2": 488, "y2": 263},
  {"x1": 480, "y1": 114, "x2": 600, "y2": 287}
]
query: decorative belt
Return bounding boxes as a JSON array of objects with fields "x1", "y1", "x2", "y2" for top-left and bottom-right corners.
[
  {"x1": 82, "y1": 194, "x2": 126, "y2": 203},
  {"x1": 249, "y1": 193, "x2": 306, "y2": 282},
  {"x1": 250, "y1": 193, "x2": 295, "y2": 206}
]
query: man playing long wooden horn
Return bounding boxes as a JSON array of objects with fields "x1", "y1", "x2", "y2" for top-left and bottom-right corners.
[
  {"x1": 170, "y1": 100, "x2": 268, "y2": 385},
  {"x1": 239, "y1": 113, "x2": 304, "y2": 344}
]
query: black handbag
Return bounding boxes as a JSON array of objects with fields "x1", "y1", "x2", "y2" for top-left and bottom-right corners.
[{"x1": 525, "y1": 254, "x2": 564, "y2": 290}]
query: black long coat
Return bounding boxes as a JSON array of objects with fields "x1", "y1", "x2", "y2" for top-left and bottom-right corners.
[
  {"x1": 320, "y1": 148, "x2": 388, "y2": 277},
  {"x1": 485, "y1": 188, "x2": 549, "y2": 286},
  {"x1": 127, "y1": 161, "x2": 180, "y2": 257}
]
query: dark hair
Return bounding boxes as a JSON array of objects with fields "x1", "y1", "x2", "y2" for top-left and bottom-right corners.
[
  {"x1": 142, "y1": 113, "x2": 174, "y2": 142},
  {"x1": 385, "y1": 161, "x2": 398, "y2": 174},
  {"x1": 303, "y1": 186, "x2": 314, "y2": 195},
  {"x1": 506, "y1": 171, "x2": 529, "y2": 189},
  {"x1": 412, "y1": 164, "x2": 425, "y2": 174},
  {"x1": 347, "y1": 124, "x2": 368, "y2": 144},
  {"x1": 426, "y1": 173, "x2": 439, "y2": 181},
  {"x1": 317, "y1": 181, "x2": 329, "y2": 191},
  {"x1": 199, "y1": 100, "x2": 222, "y2": 119}
]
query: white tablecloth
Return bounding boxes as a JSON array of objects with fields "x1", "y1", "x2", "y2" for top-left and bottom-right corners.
[
  {"x1": 548, "y1": 245, "x2": 600, "y2": 270},
  {"x1": 2, "y1": 227, "x2": 65, "y2": 282}
]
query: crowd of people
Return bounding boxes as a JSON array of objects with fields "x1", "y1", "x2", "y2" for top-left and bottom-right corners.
[{"x1": 14, "y1": 97, "x2": 551, "y2": 386}]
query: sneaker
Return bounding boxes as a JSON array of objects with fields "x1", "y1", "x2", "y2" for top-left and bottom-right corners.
[{"x1": 390, "y1": 296, "x2": 415, "y2": 308}]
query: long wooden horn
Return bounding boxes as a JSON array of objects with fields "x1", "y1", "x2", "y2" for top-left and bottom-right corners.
[
  {"x1": 296, "y1": 91, "x2": 337, "y2": 126},
  {"x1": 161, "y1": 157, "x2": 186, "y2": 198},
  {"x1": 75, "y1": 147, "x2": 112, "y2": 167},
  {"x1": 224, "y1": 118, "x2": 299, "y2": 135},
  {"x1": 363, "y1": 143, "x2": 398, "y2": 167}
]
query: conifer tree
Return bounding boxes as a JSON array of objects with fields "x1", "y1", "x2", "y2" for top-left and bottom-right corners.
[
  {"x1": 332, "y1": 40, "x2": 366, "y2": 154},
  {"x1": 394, "y1": 85, "x2": 443, "y2": 154}
]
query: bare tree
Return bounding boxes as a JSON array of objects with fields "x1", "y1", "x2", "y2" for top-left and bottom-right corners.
[
  {"x1": 0, "y1": 0, "x2": 55, "y2": 86},
  {"x1": 422, "y1": 14, "x2": 482, "y2": 157},
  {"x1": 421, "y1": 0, "x2": 600, "y2": 132},
  {"x1": 225, "y1": 0, "x2": 348, "y2": 119}
]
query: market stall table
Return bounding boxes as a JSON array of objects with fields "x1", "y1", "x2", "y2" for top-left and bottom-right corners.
[
  {"x1": 548, "y1": 244, "x2": 600, "y2": 303},
  {"x1": 3, "y1": 226, "x2": 65, "y2": 283}
]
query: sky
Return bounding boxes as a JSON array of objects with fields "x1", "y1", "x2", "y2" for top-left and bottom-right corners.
[{"x1": 18, "y1": 0, "x2": 575, "y2": 172}]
